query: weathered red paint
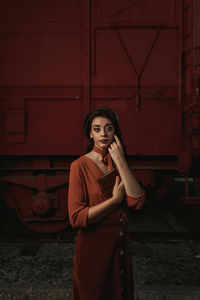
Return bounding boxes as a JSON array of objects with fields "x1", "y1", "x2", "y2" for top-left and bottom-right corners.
[
  {"x1": 0, "y1": 0, "x2": 199, "y2": 232},
  {"x1": 1, "y1": 173, "x2": 69, "y2": 232}
]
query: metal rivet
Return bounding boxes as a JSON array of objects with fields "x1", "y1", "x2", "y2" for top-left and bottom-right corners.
[{"x1": 120, "y1": 250, "x2": 124, "y2": 256}]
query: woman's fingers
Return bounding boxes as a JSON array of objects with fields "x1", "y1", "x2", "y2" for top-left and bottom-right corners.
[
  {"x1": 119, "y1": 180, "x2": 124, "y2": 187},
  {"x1": 114, "y1": 176, "x2": 120, "y2": 186},
  {"x1": 114, "y1": 177, "x2": 124, "y2": 190},
  {"x1": 109, "y1": 135, "x2": 122, "y2": 151},
  {"x1": 109, "y1": 136, "x2": 124, "y2": 163},
  {"x1": 109, "y1": 141, "x2": 117, "y2": 149},
  {"x1": 114, "y1": 134, "x2": 121, "y2": 146}
]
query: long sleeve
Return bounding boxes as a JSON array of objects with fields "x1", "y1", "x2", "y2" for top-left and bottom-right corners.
[
  {"x1": 68, "y1": 162, "x2": 89, "y2": 229},
  {"x1": 126, "y1": 190, "x2": 146, "y2": 210}
]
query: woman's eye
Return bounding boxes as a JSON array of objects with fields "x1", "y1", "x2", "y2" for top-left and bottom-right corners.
[
  {"x1": 107, "y1": 126, "x2": 113, "y2": 131},
  {"x1": 94, "y1": 128, "x2": 100, "y2": 132}
]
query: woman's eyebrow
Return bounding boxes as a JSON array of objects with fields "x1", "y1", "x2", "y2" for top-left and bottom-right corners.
[{"x1": 92, "y1": 123, "x2": 113, "y2": 127}]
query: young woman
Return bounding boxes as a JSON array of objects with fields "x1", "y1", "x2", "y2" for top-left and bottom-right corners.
[{"x1": 68, "y1": 106, "x2": 145, "y2": 300}]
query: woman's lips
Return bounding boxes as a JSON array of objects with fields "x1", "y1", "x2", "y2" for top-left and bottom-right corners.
[{"x1": 99, "y1": 140, "x2": 108, "y2": 143}]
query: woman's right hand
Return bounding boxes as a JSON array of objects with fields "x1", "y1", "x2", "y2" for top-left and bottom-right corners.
[
  {"x1": 112, "y1": 176, "x2": 125, "y2": 205},
  {"x1": 87, "y1": 176, "x2": 125, "y2": 225}
]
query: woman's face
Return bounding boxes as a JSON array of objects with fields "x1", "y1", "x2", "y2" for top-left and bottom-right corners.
[{"x1": 90, "y1": 116, "x2": 115, "y2": 150}]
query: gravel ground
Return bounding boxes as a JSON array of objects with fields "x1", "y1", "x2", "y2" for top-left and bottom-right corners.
[
  {"x1": 0, "y1": 201, "x2": 200, "y2": 299},
  {"x1": 0, "y1": 240, "x2": 200, "y2": 291},
  {"x1": 0, "y1": 242, "x2": 74, "y2": 290},
  {"x1": 132, "y1": 241, "x2": 200, "y2": 286}
]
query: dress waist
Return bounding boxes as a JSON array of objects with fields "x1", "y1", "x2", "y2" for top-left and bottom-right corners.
[{"x1": 99, "y1": 214, "x2": 127, "y2": 226}]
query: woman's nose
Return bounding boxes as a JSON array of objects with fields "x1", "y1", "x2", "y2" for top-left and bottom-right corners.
[{"x1": 100, "y1": 128, "x2": 107, "y2": 136}]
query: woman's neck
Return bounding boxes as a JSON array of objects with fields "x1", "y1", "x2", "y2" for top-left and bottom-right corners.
[{"x1": 92, "y1": 145, "x2": 108, "y2": 156}]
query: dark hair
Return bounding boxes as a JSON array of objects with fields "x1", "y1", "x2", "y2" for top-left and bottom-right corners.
[{"x1": 83, "y1": 106, "x2": 126, "y2": 153}]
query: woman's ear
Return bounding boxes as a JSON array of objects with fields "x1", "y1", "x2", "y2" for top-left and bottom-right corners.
[{"x1": 90, "y1": 132, "x2": 93, "y2": 139}]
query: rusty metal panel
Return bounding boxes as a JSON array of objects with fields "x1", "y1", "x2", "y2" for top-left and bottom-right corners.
[
  {"x1": 0, "y1": 0, "x2": 199, "y2": 232},
  {"x1": 0, "y1": 0, "x2": 81, "y2": 85},
  {"x1": 179, "y1": 0, "x2": 200, "y2": 173},
  {"x1": 91, "y1": 0, "x2": 182, "y2": 155},
  {"x1": 0, "y1": 99, "x2": 4, "y2": 144},
  {"x1": 0, "y1": 88, "x2": 84, "y2": 155},
  {"x1": 0, "y1": 0, "x2": 198, "y2": 160},
  {"x1": 3, "y1": 97, "x2": 26, "y2": 144},
  {"x1": 0, "y1": 0, "x2": 87, "y2": 155}
]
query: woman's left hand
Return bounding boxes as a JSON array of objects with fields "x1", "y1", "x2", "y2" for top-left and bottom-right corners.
[{"x1": 108, "y1": 135, "x2": 124, "y2": 164}]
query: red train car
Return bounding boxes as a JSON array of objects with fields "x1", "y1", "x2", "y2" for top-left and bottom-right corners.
[{"x1": 0, "y1": 0, "x2": 199, "y2": 232}]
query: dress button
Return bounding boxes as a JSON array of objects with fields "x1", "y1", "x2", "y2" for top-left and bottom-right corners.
[
  {"x1": 121, "y1": 287, "x2": 124, "y2": 292},
  {"x1": 120, "y1": 269, "x2": 124, "y2": 275},
  {"x1": 119, "y1": 231, "x2": 124, "y2": 236},
  {"x1": 120, "y1": 217, "x2": 123, "y2": 223},
  {"x1": 120, "y1": 250, "x2": 124, "y2": 256}
]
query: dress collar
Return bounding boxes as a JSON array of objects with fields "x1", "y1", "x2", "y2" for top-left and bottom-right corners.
[
  {"x1": 92, "y1": 145, "x2": 114, "y2": 171},
  {"x1": 92, "y1": 145, "x2": 108, "y2": 157}
]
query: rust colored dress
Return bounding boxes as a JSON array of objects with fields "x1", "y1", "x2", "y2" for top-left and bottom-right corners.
[{"x1": 68, "y1": 155, "x2": 145, "y2": 300}]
